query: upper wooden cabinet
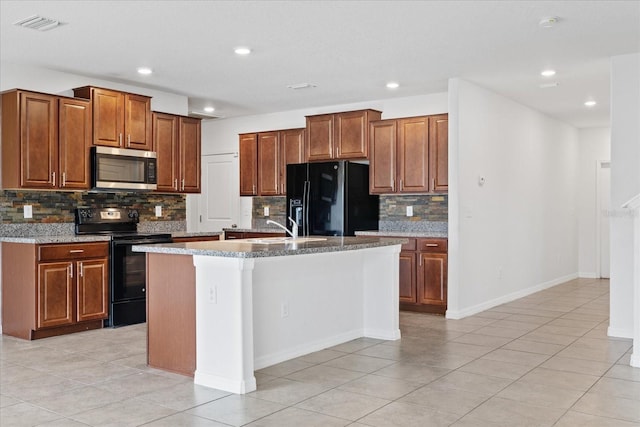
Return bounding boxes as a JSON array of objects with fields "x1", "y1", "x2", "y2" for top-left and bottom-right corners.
[
  {"x1": 240, "y1": 128, "x2": 305, "y2": 196},
  {"x1": 152, "y1": 112, "x2": 201, "y2": 193},
  {"x1": 429, "y1": 114, "x2": 448, "y2": 193},
  {"x1": 369, "y1": 114, "x2": 448, "y2": 194},
  {"x1": 73, "y1": 86, "x2": 152, "y2": 150},
  {"x1": 1, "y1": 90, "x2": 91, "y2": 190},
  {"x1": 239, "y1": 133, "x2": 258, "y2": 196},
  {"x1": 305, "y1": 109, "x2": 381, "y2": 161}
]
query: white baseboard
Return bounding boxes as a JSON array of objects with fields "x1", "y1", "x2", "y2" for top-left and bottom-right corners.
[
  {"x1": 254, "y1": 329, "x2": 364, "y2": 370},
  {"x1": 578, "y1": 272, "x2": 597, "y2": 278},
  {"x1": 607, "y1": 326, "x2": 634, "y2": 339},
  {"x1": 445, "y1": 272, "x2": 579, "y2": 319},
  {"x1": 631, "y1": 353, "x2": 640, "y2": 368}
]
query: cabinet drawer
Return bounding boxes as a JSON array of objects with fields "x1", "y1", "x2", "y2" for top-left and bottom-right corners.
[
  {"x1": 417, "y1": 238, "x2": 447, "y2": 253},
  {"x1": 398, "y1": 238, "x2": 417, "y2": 251},
  {"x1": 39, "y1": 242, "x2": 109, "y2": 262}
]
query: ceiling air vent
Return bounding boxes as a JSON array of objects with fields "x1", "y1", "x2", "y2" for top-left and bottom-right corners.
[{"x1": 14, "y1": 15, "x2": 62, "y2": 31}]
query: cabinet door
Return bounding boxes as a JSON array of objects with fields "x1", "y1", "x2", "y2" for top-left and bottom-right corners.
[
  {"x1": 38, "y1": 262, "x2": 74, "y2": 329},
  {"x1": 153, "y1": 113, "x2": 179, "y2": 192},
  {"x1": 429, "y1": 114, "x2": 448, "y2": 193},
  {"x1": 335, "y1": 110, "x2": 370, "y2": 159},
  {"x1": 20, "y1": 92, "x2": 58, "y2": 188},
  {"x1": 77, "y1": 258, "x2": 109, "y2": 322},
  {"x1": 280, "y1": 129, "x2": 305, "y2": 195},
  {"x1": 239, "y1": 133, "x2": 258, "y2": 195},
  {"x1": 399, "y1": 251, "x2": 417, "y2": 303},
  {"x1": 92, "y1": 88, "x2": 124, "y2": 147},
  {"x1": 257, "y1": 132, "x2": 280, "y2": 196},
  {"x1": 124, "y1": 94, "x2": 152, "y2": 150},
  {"x1": 58, "y1": 98, "x2": 91, "y2": 189},
  {"x1": 418, "y1": 252, "x2": 447, "y2": 305},
  {"x1": 369, "y1": 120, "x2": 397, "y2": 194},
  {"x1": 179, "y1": 117, "x2": 201, "y2": 193},
  {"x1": 306, "y1": 114, "x2": 334, "y2": 161},
  {"x1": 398, "y1": 117, "x2": 429, "y2": 193}
]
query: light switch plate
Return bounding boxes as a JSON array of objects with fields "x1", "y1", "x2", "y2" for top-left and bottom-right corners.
[
  {"x1": 155, "y1": 206, "x2": 162, "y2": 217},
  {"x1": 264, "y1": 206, "x2": 270, "y2": 216},
  {"x1": 24, "y1": 205, "x2": 33, "y2": 219},
  {"x1": 406, "y1": 206, "x2": 413, "y2": 217}
]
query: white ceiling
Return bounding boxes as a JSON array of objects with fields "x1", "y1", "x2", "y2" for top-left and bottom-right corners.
[{"x1": 1, "y1": 1, "x2": 638, "y2": 128}]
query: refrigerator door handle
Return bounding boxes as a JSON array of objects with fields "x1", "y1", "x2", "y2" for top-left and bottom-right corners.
[{"x1": 304, "y1": 180, "x2": 310, "y2": 237}]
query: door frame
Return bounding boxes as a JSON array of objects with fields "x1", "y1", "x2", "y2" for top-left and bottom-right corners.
[{"x1": 595, "y1": 159, "x2": 611, "y2": 279}]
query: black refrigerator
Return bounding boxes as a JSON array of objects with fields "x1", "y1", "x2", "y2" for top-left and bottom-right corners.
[{"x1": 286, "y1": 161, "x2": 379, "y2": 236}]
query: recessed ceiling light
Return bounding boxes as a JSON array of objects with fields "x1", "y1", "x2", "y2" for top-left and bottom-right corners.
[
  {"x1": 539, "y1": 16, "x2": 560, "y2": 28},
  {"x1": 204, "y1": 106, "x2": 215, "y2": 113},
  {"x1": 137, "y1": 67, "x2": 153, "y2": 75},
  {"x1": 584, "y1": 100, "x2": 597, "y2": 107},
  {"x1": 539, "y1": 82, "x2": 559, "y2": 89},
  {"x1": 541, "y1": 69, "x2": 556, "y2": 77},
  {"x1": 14, "y1": 15, "x2": 62, "y2": 31},
  {"x1": 234, "y1": 47, "x2": 251, "y2": 55},
  {"x1": 386, "y1": 82, "x2": 399, "y2": 89}
]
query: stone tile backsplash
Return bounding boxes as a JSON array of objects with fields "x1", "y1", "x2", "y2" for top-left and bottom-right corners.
[
  {"x1": 1, "y1": 190, "x2": 186, "y2": 224},
  {"x1": 250, "y1": 194, "x2": 448, "y2": 230}
]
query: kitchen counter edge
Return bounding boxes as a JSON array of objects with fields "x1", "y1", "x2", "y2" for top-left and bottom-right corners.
[
  {"x1": 133, "y1": 236, "x2": 407, "y2": 258},
  {"x1": 0, "y1": 235, "x2": 112, "y2": 244},
  {"x1": 355, "y1": 230, "x2": 448, "y2": 238}
]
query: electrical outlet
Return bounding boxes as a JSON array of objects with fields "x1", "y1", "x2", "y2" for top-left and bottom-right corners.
[
  {"x1": 155, "y1": 205, "x2": 162, "y2": 217},
  {"x1": 264, "y1": 206, "x2": 270, "y2": 216},
  {"x1": 281, "y1": 302, "x2": 289, "y2": 318},
  {"x1": 23, "y1": 205, "x2": 33, "y2": 219},
  {"x1": 406, "y1": 206, "x2": 413, "y2": 217}
]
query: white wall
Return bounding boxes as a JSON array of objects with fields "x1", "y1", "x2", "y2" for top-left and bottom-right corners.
[
  {"x1": 197, "y1": 92, "x2": 449, "y2": 228},
  {"x1": 447, "y1": 78, "x2": 579, "y2": 318},
  {"x1": 608, "y1": 53, "x2": 640, "y2": 339},
  {"x1": 577, "y1": 128, "x2": 611, "y2": 277},
  {"x1": 0, "y1": 62, "x2": 188, "y2": 115}
]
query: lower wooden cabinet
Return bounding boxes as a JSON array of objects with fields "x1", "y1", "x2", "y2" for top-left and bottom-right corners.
[
  {"x1": 224, "y1": 230, "x2": 286, "y2": 240},
  {"x1": 2, "y1": 241, "x2": 109, "y2": 340},
  {"x1": 397, "y1": 237, "x2": 448, "y2": 314}
]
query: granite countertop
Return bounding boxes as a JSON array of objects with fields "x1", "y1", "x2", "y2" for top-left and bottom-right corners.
[
  {"x1": 0, "y1": 235, "x2": 111, "y2": 244},
  {"x1": 222, "y1": 227, "x2": 286, "y2": 234},
  {"x1": 133, "y1": 236, "x2": 407, "y2": 259},
  {"x1": 356, "y1": 230, "x2": 448, "y2": 239}
]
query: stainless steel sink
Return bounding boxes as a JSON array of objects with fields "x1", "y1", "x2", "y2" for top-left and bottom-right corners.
[{"x1": 244, "y1": 237, "x2": 328, "y2": 244}]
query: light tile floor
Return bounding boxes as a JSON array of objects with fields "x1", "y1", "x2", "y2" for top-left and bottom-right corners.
[{"x1": 1, "y1": 278, "x2": 639, "y2": 426}]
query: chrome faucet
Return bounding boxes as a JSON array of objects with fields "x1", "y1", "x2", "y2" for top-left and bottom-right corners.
[{"x1": 266, "y1": 218, "x2": 298, "y2": 238}]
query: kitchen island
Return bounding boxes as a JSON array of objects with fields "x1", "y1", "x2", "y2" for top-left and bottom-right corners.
[{"x1": 134, "y1": 236, "x2": 404, "y2": 394}]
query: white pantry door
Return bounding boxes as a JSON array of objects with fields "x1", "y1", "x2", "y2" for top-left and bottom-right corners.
[{"x1": 198, "y1": 153, "x2": 239, "y2": 231}]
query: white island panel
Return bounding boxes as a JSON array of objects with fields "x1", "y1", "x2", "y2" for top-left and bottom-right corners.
[{"x1": 192, "y1": 244, "x2": 401, "y2": 394}]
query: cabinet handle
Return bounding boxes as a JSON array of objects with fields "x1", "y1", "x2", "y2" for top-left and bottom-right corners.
[
  {"x1": 425, "y1": 243, "x2": 438, "y2": 247},
  {"x1": 51, "y1": 172, "x2": 56, "y2": 187},
  {"x1": 181, "y1": 178, "x2": 185, "y2": 191},
  {"x1": 69, "y1": 249, "x2": 84, "y2": 253},
  {"x1": 69, "y1": 264, "x2": 73, "y2": 278},
  {"x1": 174, "y1": 178, "x2": 178, "y2": 190},
  {"x1": 399, "y1": 179, "x2": 403, "y2": 191},
  {"x1": 432, "y1": 178, "x2": 435, "y2": 191},
  {"x1": 253, "y1": 185, "x2": 256, "y2": 194},
  {"x1": 391, "y1": 178, "x2": 395, "y2": 191},
  {"x1": 128, "y1": 134, "x2": 131, "y2": 147},
  {"x1": 79, "y1": 262, "x2": 83, "y2": 277},
  {"x1": 62, "y1": 172, "x2": 66, "y2": 187},
  {"x1": 119, "y1": 133, "x2": 123, "y2": 145}
]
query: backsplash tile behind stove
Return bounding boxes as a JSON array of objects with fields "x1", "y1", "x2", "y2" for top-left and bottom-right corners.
[{"x1": 0, "y1": 190, "x2": 186, "y2": 224}]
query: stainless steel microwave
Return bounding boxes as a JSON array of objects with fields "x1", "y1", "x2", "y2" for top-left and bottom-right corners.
[{"x1": 92, "y1": 146, "x2": 158, "y2": 191}]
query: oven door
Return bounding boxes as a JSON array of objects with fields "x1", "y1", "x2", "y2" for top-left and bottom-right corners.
[{"x1": 111, "y1": 239, "x2": 151, "y2": 302}]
